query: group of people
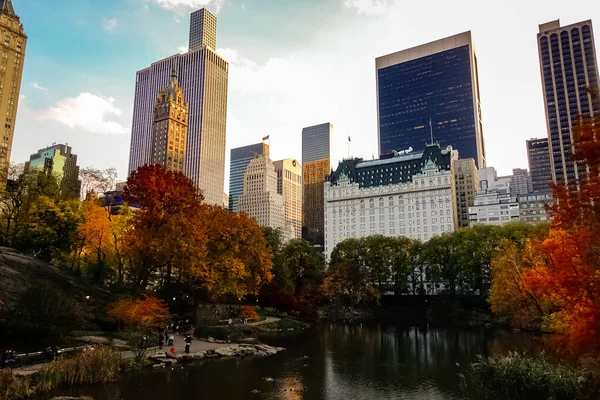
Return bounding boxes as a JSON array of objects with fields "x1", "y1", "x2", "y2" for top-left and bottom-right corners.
[
  {"x1": 1, "y1": 349, "x2": 19, "y2": 368},
  {"x1": 157, "y1": 327, "x2": 193, "y2": 354}
]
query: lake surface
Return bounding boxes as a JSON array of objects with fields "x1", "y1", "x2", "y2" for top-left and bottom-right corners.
[{"x1": 40, "y1": 323, "x2": 542, "y2": 400}]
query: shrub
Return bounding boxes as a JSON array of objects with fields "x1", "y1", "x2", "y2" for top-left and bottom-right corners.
[
  {"x1": 240, "y1": 306, "x2": 259, "y2": 321},
  {"x1": 461, "y1": 352, "x2": 600, "y2": 400}
]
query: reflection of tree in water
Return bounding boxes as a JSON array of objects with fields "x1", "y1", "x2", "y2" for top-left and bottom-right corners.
[{"x1": 321, "y1": 323, "x2": 541, "y2": 396}]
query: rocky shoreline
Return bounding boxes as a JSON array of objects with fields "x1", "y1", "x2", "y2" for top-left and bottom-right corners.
[{"x1": 149, "y1": 343, "x2": 285, "y2": 367}]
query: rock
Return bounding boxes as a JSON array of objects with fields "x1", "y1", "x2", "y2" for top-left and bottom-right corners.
[
  {"x1": 207, "y1": 336, "x2": 215, "y2": 343},
  {"x1": 250, "y1": 389, "x2": 260, "y2": 394},
  {"x1": 238, "y1": 337, "x2": 259, "y2": 344},
  {"x1": 77, "y1": 336, "x2": 110, "y2": 345},
  {"x1": 264, "y1": 377, "x2": 274, "y2": 382},
  {"x1": 153, "y1": 363, "x2": 165, "y2": 368}
]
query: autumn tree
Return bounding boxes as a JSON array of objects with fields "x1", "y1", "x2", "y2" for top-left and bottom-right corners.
[
  {"x1": 75, "y1": 196, "x2": 113, "y2": 280},
  {"x1": 107, "y1": 295, "x2": 171, "y2": 330}
]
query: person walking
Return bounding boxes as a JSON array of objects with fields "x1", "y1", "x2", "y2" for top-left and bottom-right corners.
[
  {"x1": 184, "y1": 334, "x2": 192, "y2": 354},
  {"x1": 158, "y1": 332, "x2": 165, "y2": 350}
]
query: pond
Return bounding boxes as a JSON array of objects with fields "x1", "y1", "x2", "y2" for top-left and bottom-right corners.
[{"x1": 39, "y1": 323, "x2": 543, "y2": 399}]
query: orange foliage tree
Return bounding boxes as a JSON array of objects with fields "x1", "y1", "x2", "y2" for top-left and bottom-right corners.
[
  {"x1": 77, "y1": 197, "x2": 112, "y2": 267},
  {"x1": 107, "y1": 295, "x2": 171, "y2": 330},
  {"x1": 491, "y1": 99, "x2": 600, "y2": 354},
  {"x1": 122, "y1": 165, "x2": 273, "y2": 299}
]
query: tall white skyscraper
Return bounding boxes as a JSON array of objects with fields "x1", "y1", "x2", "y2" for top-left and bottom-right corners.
[
  {"x1": 238, "y1": 155, "x2": 285, "y2": 234},
  {"x1": 128, "y1": 8, "x2": 228, "y2": 205}
]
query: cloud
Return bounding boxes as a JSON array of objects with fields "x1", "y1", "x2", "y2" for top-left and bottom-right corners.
[
  {"x1": 39, "y1": 93, "x2": 128, "y2": 135},
  {"x1": 342, "y1": 0, "x2": 391, "y2": 15},
  {"x1": 149, "y1": 0, "x2": 224, "y2": 13},
  {"x1": 177, "y1": 44, "x2": 188, "y2": 53},
  {"x1": 102, "y1": 17, "x2": 118, "y2": 32},
  {"x1": 31, "y1": 82, "x2": 48, "y2": 93}
]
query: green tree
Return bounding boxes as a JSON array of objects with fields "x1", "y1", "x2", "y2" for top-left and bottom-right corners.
[
  {"x1": 281, "y1": 239, "x2": 325, "y2": 296},
  {"x1": 421, "y1": 234, "x2": 461, "y2": 294}
]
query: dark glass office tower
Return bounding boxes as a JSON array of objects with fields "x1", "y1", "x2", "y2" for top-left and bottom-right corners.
[
  {"x1": 538, "y1": 19, "x2": 600, "y2": 187},
  {"x1": 376, "y1": 32, "x2": 485, "y2": 168},
  {"x1": 526, "y1": 138, "x2": 552, "y2": 192}
]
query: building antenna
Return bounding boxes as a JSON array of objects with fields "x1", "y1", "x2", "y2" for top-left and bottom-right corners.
[{"x1": 429, "y1": 118, "x2": 434, "y2": 145}]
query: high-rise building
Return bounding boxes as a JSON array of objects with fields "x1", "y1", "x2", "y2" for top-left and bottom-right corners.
[
  {"x1": 189, "y1": 8, "x2": 217, "y2": 51},
  {"x1": 0, "y1": 0, "x2": 26, "y2": 174},
  {"x1": 238, "y1": 155, "x2": 285, "y2": 233},
  {"x1": 129, "y1": 7, "x2": 228, "y2": 205},
  {"x1": 519, "y1": 192, "x2": 553, "y2": 224},
  {"x1": 376, "y1": 32, "x2": 485, "y2": 168},
  {"x1": 25, "y1": 144, "x2": 81, "y2": 198},
  {"x1": 510, "y1": 168, "x2": 533, "y2": 196},
  {"x1": 538, "y1": 19, "x2": 600, "y2": 187},
  {"x1": 228, "y1": 143, "x2": 269, "y2": 212},
  {"x1": 454, "y1": 158, "x2": 478, "y2": 228},
  {"x1": 527, "y1": 138, "x2": 552, "y2": 192},
  {"x1": 302, "y1": 122, "x2": 332, "y2": 247},
  {"x1": 151, "y1": 71, "x2": 188, "y2": 173},
  {"x1": 274, "y1": 159, "x2": 303, "y2": 240},
  {"x1": 325, "y1": 144, "x2": 458, "y2": 259}
]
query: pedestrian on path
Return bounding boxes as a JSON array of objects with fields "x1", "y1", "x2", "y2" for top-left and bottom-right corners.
[{"x1": 184, "y1": 334, "x2": 192, "y2": 354}]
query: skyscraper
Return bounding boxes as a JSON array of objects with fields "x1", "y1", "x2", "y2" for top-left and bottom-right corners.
[
  {"x1": 527, "y1": 138, "x2": 552, "y2": 192},
  {"x1": 454, "y1": 158, "x2": 478, "y2": 228},
  {"x1": 151, "y1": 71, "x2": 188, "y2": 173},
  {"x1": 229, "y1": 142, "x2": 269, "y2": 212},
  {"x1": 189, "y1": 8, "x2": 216, "y2": 51},
  {"x1": 302, "y1": 122, "x2": 332, "y2": 247},
  {"x1": 376, "y1": 32, "x2": 485, "y2": 168},
  {"x1": 0, "y1": 0, "x2": 26, "y2": 174},
  {"x1": 238, "y1": 155, "x2": 285, "y2": 233},
  {"x1": 274, "y1": 159, "x2": 303, "y2": 240},
  {"x1": 25, "y1": 144, "x2": 81, "y2": 198},
  {"x1": 129, "y1": 7, "x2": 228, "y2": 205},
  {"x1": 538, "y1": 19, "x2": 600, "y2": 187}
]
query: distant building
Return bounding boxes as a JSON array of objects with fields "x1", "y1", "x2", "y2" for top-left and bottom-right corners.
[
  {"x1": 325, "y1": 144, "x2": 458, "y2": 259},
  {"x1": 469, "y1": 167, "x2": 519, "y2": 226},
  {"x1": 376, "y1": 31, "x2": 486, "y2": 168},
  {"x1": 228, "y1": 143, "x2": 269, "y2": 212},
  {"x1": 273, "y1": 159, "x2": 302, "y2": 240},
  {"x1": 510, "y1": 168, "x2": 533, "y2": 196},
  {"x1": 238, "y1": 155, "x2": 285, "y2": 235},
  {"x1": 537, "y1": 19, "x2": 600, "y2": 187},
  {"x1": 25, "y1": 144, "x2": 81, "y2": 198},
  {"x1": 519, "y1": 192, "x2": 553, "y2": 224},
  {"x1": 454, "y1": 158, "x2": 478, "y2": 228},
  {"x1": 151, "y1": 70, "x2": 188, "y2": 173},
  {"x1": 115, "y1": 181, "x2": 127, "y2": 192},
  {"x1": 223, "y1": 192, "x2": 228, "y2": 210},
  {"x1": 129, "y1": 7, "x2": 228, "y2": 205},
  {"x1": 527, "y1": 138, "x2": 552, "y2": 192},
  {"x1": 0, "y1": 0, "x2": 27, "y2": 174},
  {"x1": 302, "y1": 123, "x2": 332, "y2": 248}
]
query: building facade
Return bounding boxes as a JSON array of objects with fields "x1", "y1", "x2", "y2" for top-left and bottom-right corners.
[
  {"x1": 527, "y1": 138, "x2": 552, "y2": 192},
  {"x1": 228, "y1": 142, "x2": 269, "y2": 212},
  {"x1": 189, "y1": 8, "x2": 216, "y2": 51},
  {"x1": 510, "y1": 168, "x2": 533, "y2": 196},
  {"x1": 129, "y1": 7, "x2": 228, "y2": 205},
  {"x1": 324, "y1": 144, "x2": 458, "y2": 259},
  {"x1": 25, "y1": 144, "x2": 81, "y2": 198},
  {"x1": 519, "y1": 192, "x2": 553, "y2": 224},
  {"x1": 238, "y1": 155, "x2": 285, "y2": 234},
  {"x1": 0, "y1": 0, "x2": 26, "y2": 174},
  {"x1": 538, "y1": 19, "x2": 600, "y2": 187},
  {"x1": 274, "y1": 159, "x2": 302, "y2": 240},
  {"x1": 376, "y1": 32, "x2": 485, "y2": 168},
  {"x1": 302, "y1": 122, "x2": 332, "y2": 247},
  {"x1": 469, "y1": 167, "x2": 519, "y2": 226},
  {"x1": 151, "y1": 71, "x2": 188, "y2": 173},
  {"x1": 454, "y1": 158, "x2": 478, "y2": 228}
]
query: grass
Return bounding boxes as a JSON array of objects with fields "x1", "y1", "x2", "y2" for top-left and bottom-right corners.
[
  {"x1": 0, "y1": 346, "x2": 122, "y2": 400},
  {"x1": 461, "y1": 352, "x2": 600, "y2": 400}
]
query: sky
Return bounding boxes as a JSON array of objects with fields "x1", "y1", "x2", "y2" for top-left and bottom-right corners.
[{"x1": 12, "y1": 0, "x2": 600, "y2": 188}]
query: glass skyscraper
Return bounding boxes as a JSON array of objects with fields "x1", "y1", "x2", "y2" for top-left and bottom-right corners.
[
  {"x1": 526, "y1": 138, "x2": 552, "y2": 193},
  {"x1": 302, "y1": 122, "x2": 332, "y2": 248},
  {"x1": 376, "y1": 32, "x2": 485, "y2": 168},
  {"x1": 228, "y1": 143, "x2": 269, "y2": 212},
  {"x1": 537, "y1": 19, "x2": 600, "y2": 188}
]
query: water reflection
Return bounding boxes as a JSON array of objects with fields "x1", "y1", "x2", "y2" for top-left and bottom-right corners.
[{"x1": 38, "y1": 323, "x2": 542, "y2": 400}]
